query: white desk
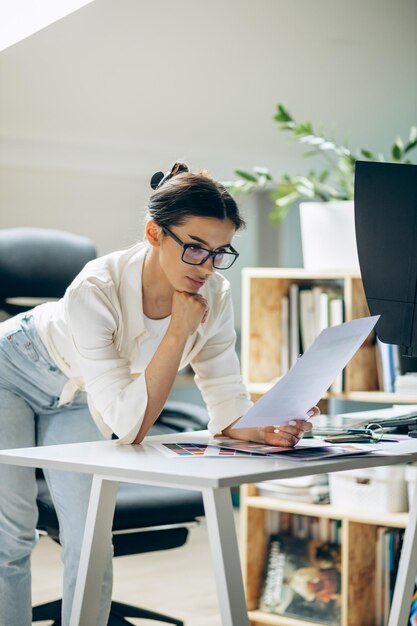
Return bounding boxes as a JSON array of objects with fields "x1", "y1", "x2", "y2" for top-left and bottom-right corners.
[{"x1": 2, "y1": 431, "x2": 417, "y2": 626}]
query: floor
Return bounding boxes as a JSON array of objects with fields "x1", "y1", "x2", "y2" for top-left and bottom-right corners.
[{"x1": 32, "y1": 513, "x2": 240, "y2": 626}]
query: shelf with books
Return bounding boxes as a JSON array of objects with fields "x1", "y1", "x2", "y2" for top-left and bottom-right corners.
[
  {"x1": 241, "y1": 268, "x2": 407, "y2": 403},
  {"x1": 240, "y1": 485, "x2": 408, "y2": 626},
  {"x1": 242, "y1": 495, "x2": 409, "y2": 528},
  {"x1": 239, "y1": 267, "x2": 415, "y2": 626}
]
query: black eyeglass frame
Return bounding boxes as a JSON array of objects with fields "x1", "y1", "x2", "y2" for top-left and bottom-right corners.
[{"x1": 161, "y1": 226, "x2": 239, "y2": 270}]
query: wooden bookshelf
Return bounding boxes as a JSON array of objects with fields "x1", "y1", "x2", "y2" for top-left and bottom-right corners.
[
  {"x1": 239, "y1": 268, "x2": 414, "y2": 626},
  {"x1": 240, "y1": 485, "x2": 408, "y2": 626}
]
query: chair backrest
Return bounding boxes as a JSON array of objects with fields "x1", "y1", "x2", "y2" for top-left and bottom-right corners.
[{"x1": 0, "y1": 227, "x2": 96, "y2": 314}]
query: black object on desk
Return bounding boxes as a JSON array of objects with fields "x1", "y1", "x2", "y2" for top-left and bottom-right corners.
[
  {"x1": 324, "y1": 425, "x2": 398, "y2": 444},
  {"x1": 312, "y1": 412, "x2": 417, "y2": 437}
]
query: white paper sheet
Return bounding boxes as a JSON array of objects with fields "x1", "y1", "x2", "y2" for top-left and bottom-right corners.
[{"x1": 235, "y1": 316, "x2": 379, "y2": 429}]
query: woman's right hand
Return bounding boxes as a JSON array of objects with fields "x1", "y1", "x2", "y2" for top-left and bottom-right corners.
[{"x1": 169, "y1": 290, "x2": 209, "y2": 338}]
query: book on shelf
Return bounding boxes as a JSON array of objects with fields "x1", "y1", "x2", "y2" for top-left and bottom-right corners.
[
  {"x1": 329, "y1": 297, "x2": 344, "y2": 393},
  {"x1": 280, "y1": 295, "x2": 290, "y2": 376},
  {"x1": 259, "y1": 533, "x2": 342, "y2": 625},
  {"x1": 375, "y1": 527, "x2": 404, "y2": 626},
  {"x1": 299, "y1": 288, "x2": 316, "y2": 353},
  {"x1": 311, "y1": 285, "x2": 342, "y2": 336},
  {"x1": 315, "y1": 288, "x2": 330, "y2": 335},
  {"x1": 289, "y1": 283, "x2": 300, "y2": 367}
]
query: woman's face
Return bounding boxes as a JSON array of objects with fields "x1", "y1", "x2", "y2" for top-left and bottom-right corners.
[{"x1": 157, "y1": 216, "x2": 237, "y2": 293}]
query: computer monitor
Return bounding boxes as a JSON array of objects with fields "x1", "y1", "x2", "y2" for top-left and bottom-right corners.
[{"x1": 354, "y1": 161, "x2": 417, "y2": 355}]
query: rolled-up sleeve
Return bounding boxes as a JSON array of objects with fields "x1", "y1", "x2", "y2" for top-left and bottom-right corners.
[
  {"x1": 191, "y1": 289, "x2": 253, "y2": 435},
  {"x1": 66, "y1": 281, "x2": 147, "y2": 443}
]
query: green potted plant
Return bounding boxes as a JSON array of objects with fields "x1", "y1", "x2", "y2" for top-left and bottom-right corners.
[{"x1": 227, "y1": 104, "x2": 416, "y2": 270}]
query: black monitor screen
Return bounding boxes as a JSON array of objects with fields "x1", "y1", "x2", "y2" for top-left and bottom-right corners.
[{"x1": 354, "y1": 161, "x2": 417, "y2": 355}]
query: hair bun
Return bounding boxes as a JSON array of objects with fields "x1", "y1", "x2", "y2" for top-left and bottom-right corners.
[
  {"x1": 150, "y1": 162, "x2": 190, "y2": 191},
  {"x1": 150, "y1": 171, "x2": 165, "y2": 190},
  {"x1": 170, "y1": 162, "x2": 189, "y2": 176}
]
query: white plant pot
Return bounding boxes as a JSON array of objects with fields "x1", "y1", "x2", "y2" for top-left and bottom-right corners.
[{"x1": 299, "y1": 200, "x2": 360, "y2": 272}]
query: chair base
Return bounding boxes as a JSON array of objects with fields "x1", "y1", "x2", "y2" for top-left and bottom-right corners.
[
  {"x1": 110, "y1": 599, "x2": 183, "y2": 625},
  {"x1": 32, "y1": 599, "x2": 62, "y2": 623},
  {"x1": 32, "y1": 598, "x2": 183, "y2": 626}
]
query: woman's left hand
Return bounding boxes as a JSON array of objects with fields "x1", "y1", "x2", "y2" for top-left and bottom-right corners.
[
  {"x1": 223, "y1": 406, "x2": 320, "y2": 448},
  {"x1": 259, "y1": 411, "x2": 317, "y2": 447},
  {"x1": 260, "y1": 405, "x2": 319, "y2": 446}
]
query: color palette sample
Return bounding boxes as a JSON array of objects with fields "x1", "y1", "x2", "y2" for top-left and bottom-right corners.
[
  {"x1": 163, "y1": 443, "x2": 210, "y2": 456},
  {"x1": 161, "y1": 443, "x2": 262, "y2": 457}
]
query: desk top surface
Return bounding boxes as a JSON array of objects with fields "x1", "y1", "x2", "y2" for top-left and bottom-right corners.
[{"x1": 1, "y1": 431, "x2": 417, "y2": 489}]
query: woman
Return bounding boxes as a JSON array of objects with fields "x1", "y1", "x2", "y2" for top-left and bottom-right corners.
[{"x1": 0, "y1": 162, "x2": 315, "y2": 626}]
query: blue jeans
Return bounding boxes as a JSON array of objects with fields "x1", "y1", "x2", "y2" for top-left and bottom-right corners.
[{"x1": 0, "y1": 313, "x2": 113, "y2": 626}]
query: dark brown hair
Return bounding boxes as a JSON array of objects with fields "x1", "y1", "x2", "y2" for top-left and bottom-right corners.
[{"x1": 148, "y1": 162, "x2": 245, "y2": 230}]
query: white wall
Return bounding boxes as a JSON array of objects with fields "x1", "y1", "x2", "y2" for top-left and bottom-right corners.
[{"x1": 1, "y1": 0, "x2": 416, "y2": 326}]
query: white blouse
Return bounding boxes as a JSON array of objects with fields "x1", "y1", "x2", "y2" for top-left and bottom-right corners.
[{"x1": 32, "y1": 241, "x2": 252, "y2": 443}]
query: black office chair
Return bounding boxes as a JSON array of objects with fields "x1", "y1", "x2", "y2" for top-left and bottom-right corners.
[
  {"x1": 0, "y1": 227, "x2": 97, "y2": 317},
  {"x1": 0, "y1": 227, "x2": 207, "y2": 626}
]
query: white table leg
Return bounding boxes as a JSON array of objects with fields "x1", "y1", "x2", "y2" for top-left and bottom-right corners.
[
  {"x1": 69, "y1": 475, "x2": 118, "y2": 626},
  {"x1": 388, "y1": 473, "x2": 417, "y2": 626},
  {"x1": 203, "y1": 487, "x2": 250, "y2": 626}
]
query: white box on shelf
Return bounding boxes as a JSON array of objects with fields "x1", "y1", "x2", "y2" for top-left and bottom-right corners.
[
  {"x1": 405, "y1": 463, "x2": 417, "y2": 508},
  {"x1": 329, "y1": 466, "x2": 408, "y2": 513}
]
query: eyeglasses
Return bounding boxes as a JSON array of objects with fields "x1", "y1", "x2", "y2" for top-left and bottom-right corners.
[{"x1": 161, "y1": 226, "x2": 239, "y2": 270}]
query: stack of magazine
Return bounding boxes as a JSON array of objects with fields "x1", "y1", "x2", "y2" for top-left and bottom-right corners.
[{"x1": 256, "y1": 475, "x2": 329, "y2": 504}]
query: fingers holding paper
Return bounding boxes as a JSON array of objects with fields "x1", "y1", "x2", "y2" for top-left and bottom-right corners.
[
  {"x1": 223, "y1": 406, "x2": 319, "y2": 448},
  {"x1": 261, "y1": 406, "x2": 319, "y2": 447},
  {"x1": 261, "y1": 421, "x2": 311, "y2": 447}
]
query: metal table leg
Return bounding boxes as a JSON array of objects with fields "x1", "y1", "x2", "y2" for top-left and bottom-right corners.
[
  {"x1": 388, "y1": 474, "x2": 417, "y2": 626},
  {"x1": 70, "y1": 475, "x2": 118, "y2": 626},
  {"x1": 203, "y1": 486, "x2": 250, "y2": 626}
]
